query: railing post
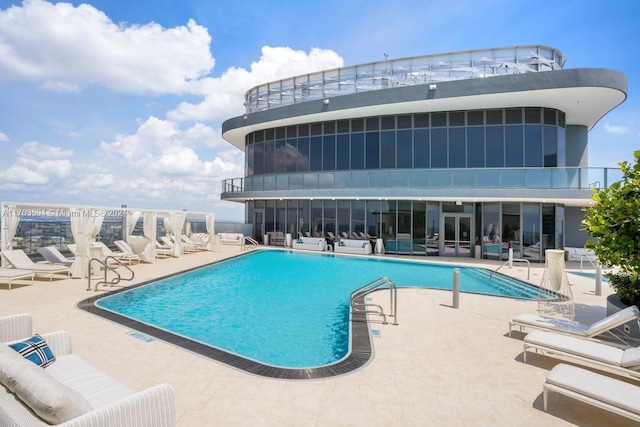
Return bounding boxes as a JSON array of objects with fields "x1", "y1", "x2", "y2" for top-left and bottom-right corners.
[
  {"x1": 452, "y1": 268, "x2": 460, "y2": 309},
  {"x1": 508, "y1": 248, "x2": 513, "y2": 269}
]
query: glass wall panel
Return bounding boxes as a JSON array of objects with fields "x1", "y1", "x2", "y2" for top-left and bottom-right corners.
[
  {"x1": 466, "y1": 127, "x2": 484, "y2": 167},
  {"x1": 351, "y1": 201, "x2": 365, "y2": 238},
  {"x1": 247, "y1": 143, "x2": 254, "y2": 176},
  {"x1": 286, "y1": 201, "x2": 297, "y2": 236},
  {"x1": 365, "y1": 132, "x2": 380, "y2": 169},
  {"x1": 380, "y1": 131, "x2": 396, "y2": 168},
  {"x1": 541, "y1": 203, "x2": 555, "y2": 252},
  {"x1": 449, "y1": 127, "x2": 466, "y2": 168},
  {"x1": 265, "y1": 200, "x2": 275, "y2": 233},
  {"x1": 336, "y1": 134, "x2": 350, "y2": 170},
  {"x1": 285, "y1": 139, "x2": 297, "y2": 172},
  {"x1": 482, "y1": 202, "x2": 500, "y2": 259},
  {"x1": 502, "y1": 203, "x2": 521, "y2": 260},
  {"x1": 557, "y1": 127, "x2": 566, "y2": 167},
  {"x1": 396, "y1": 201, "x2": 412, "y2": 254},
  {"x1": 275, "y1": 200, "x2": 286, "y2": 233},
  {"x1": 555, "y1": 204, "x2": 564, "y2": 249},
  {"x1": 383, "y1": 201, "x2": 397, "y2": 253},
  {"x1": 309, "y1": 136, "x2": 322, "y2": 171},
  {"x1": 311, "y1": 200, "x2": 323, "y2": 237},
  {"x1": 297, "y1": 137, "x2": 310, "y2": 171},
  {"x1": 299, "y1": 200, "x2": 310, "y2": 237},
  {"x1": 254, "y1": 142, "x2": 264, "y2": 175},
  {"x1": 427, "y1": 202, "x2": 440, "y2": 256},
  {"x1": 289, "y1": 174, "x2": 302, "y2": 190},
  {"x1": 263, "y1": 175, "x2": 276, "y2": 191},
  {"x1": 543, "y1": 125, "x2": 557, "y2": 167},
  {"x1": 505, "y1": 125, "x2": 524, "y2": 167},
  {"x1": 522, "y1": 203, "x2": 541, "y2": 261},
  {"x1": 264, "y1": 140, "x2": 274, "y2": 173},
  {"x1": 366, "y1": 200, "x2": 380, "y2": 237},
  {"x1": 351, "y1": 133, "x2": 365, "y2": 169},
  {"x1": 524, "y1": 125, "x2": 543, "y2": 167},
  {"x1": 431, "y1": 128, "x2": 447, "y2": 168},
  {"x1": 414, "y1": 129, "x2": 429, "y2": 167},
  {"x1": 397, "y1": 130, "x2": 412, "y2": 168},
  {"x1": 485, "y1": 126, "x2": 504, "y2": 167},
  {"x1": 412, "y1": 201, "x2": 426, "y2": 255},
  {"x1": 323, "y1": 200, "x2": 337, "y2": 238},
  {"x1": 322, "y1": 135, "x2": 336, "y2": 171},
  {"x1": 337, "y1": 200, "x2": 350, "y2": 238},
  {"x1": 274, "y1": 140, "x2": 286, "y2": 173}
]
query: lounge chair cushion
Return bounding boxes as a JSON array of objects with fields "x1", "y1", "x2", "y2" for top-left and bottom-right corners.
[
  {"x1": 585, "y1": 305, "x2": 640, "y2": 337},
  {"x1": 8, "y1": 334, "x2": 56, "y2": 368},
  {"x1": 621, "y1": 347, "x2": 640, "y2": 368},
  {"x1": 546, "y1": 364, "x2": 640, "y2": 416},
  {"x1": 525, "y1": 330, "x2": 624, "y2": 366},
  {"x1": 0, "y1": 344, "x2": 92, "y2": 424}
]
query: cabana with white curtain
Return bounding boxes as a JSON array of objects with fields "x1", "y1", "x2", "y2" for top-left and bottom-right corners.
[{"x1": 1, "y1": 202, "x2": 215, "y2": 278}]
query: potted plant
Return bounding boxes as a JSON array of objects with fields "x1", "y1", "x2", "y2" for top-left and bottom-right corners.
[{"x1": 583, "y1": 150, "x2": 640, "y2": 307}]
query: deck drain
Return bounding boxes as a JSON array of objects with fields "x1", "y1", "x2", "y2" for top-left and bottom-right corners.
[{"x1": 126, "y1": 330, "x2": 155, "y2": 343}]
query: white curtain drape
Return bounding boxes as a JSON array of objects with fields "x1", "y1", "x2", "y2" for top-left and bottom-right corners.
[
  {"x1": 142, "y1": 211, "x2": 157, "y2": 263},
  {"x1": 125, "y1": 211, "x2": 141, "y2": 241},
  {"x1": 70, "y1": 208, "x2": 105, "y2": 278},
  {"x1": 168, "y1": 211, "x2": 186, "y2": 257},
  {"x1": 163, "y1": 217, "x2": 172, "y2": 236},
  {"x1": 205, "y1": 213, "x2": 215, "y2": 251},
  {"x1": 1, "y1": 204, "x2": 20, "y2": 252}
]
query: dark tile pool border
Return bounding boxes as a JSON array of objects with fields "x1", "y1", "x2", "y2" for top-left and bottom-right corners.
[{"x1": 76, "y1": 255, "x2": 373, "y2": 380}]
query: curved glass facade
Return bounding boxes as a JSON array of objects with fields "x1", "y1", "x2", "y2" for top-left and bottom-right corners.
[{"x1": 245, "y1": 108, "x2": 566, "y2": 176}]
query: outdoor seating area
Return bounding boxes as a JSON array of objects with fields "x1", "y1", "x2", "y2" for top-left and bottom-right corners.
[
  {"x1": 0, "y1": 249, "x2": 71, "y2": 281},
  {"x1": 291, "y1": 237, "x2": 327, "y2": 252},
  {"x1": 333, "y1": 238, "x2": 372, "y2": 255},
  {"x1": 217, "y1": 232, "x2": 244, "y2": 246},
  {"x1": 0, "y1": 313, "x2": 176, "y2": 426},
  {"x1": 565, "y1": 246, "x2": 598, "y2": 262}
]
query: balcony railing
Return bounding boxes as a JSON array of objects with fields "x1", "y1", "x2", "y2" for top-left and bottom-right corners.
[
  {"x1": 222, "y1": 167, "x2": 622, "y2": 195},
  {"x1": 244, "y1": 45, "x2": 564, "y2": 113}
]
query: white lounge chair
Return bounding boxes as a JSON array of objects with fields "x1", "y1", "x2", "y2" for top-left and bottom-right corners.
[
  {"x1": 0, "y1": 250, "x2": 70, "y2": 281},
  {"x1": 0, "y1": 269, "x2": 35, "y2": 290},
  {"x1": 93, "y1": 241, "x2": 140, "y2": 265},
  {"x1": 543, "y1": 363, "x2": 640, "y2": 422},
  {"x1": 181, "y1": 235, "x2": 206, "y2": 251},
  {"x1": 523, "y1": 330, "x2": 640, "y2": 379},
  {"x1": 510, "y1": 305, "x2": 640, "y2": 346},
  {"x1": 37, "y1": 246, "x2": 74, "y2": 267}
]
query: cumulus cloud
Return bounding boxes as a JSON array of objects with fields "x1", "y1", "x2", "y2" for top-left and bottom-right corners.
[
  {"x1": 604, "y1": 123, "x2": 630, "y2": 135},
  {"x1": 0, "y1": 132, "x2": 8, "y2": 142},
  {"x1": 0, "y1": 0, "x2": 214, "y2": 94},
  {"x1": 168, "y1": 46, "x2": 344, "y2": 122},
  {"x1": 0, "y1": 141, "x2": 73, "y2": 186}
]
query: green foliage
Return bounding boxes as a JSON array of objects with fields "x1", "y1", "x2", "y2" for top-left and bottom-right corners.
[{"x1": 583, "y1": 150, "x2": 640, "y2": 301}]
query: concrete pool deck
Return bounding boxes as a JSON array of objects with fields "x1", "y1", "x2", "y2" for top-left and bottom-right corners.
[{"x1": 0, "y1": 246, "x2": 633, "y2": 426}]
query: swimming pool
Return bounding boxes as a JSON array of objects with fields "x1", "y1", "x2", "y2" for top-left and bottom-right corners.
[{"x1": 82, "y1": 250, "x2": 550, "y2": 378}]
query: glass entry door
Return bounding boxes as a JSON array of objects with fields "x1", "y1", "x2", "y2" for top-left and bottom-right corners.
[{"x1": 443, "y1": 215, "x2": 472, "y2": 257}]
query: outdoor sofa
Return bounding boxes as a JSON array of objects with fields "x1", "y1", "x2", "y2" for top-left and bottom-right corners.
[
  {"x1": 218, "y1": 233, "x2": 244, "y2": 246},
  {"x1": 0, "y1": 313, "x2": 176, "y2": 426},
  {"x1": 334, "y1": 239, "x2": 372, "y2": 255},
  {"x1": 292, "y1": 237, "x2": 327, "y2": 252}
]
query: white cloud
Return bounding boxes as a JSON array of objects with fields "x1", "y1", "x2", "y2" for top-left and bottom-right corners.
[
  {"x1": 604, "y1": 123, "x2": 630, "y2": 135},
  {"x1": 0, "y1": 0, "x2": 214, "y2": 94},
  {"x1": 0, "y1": 141, "x2": 73, "y2": 186},
  {"x1": 168, "y1": 46, "x2": 344, "y2": 122},
  {"x1": 0, "y1": 132, "x2": 8, "y2": 142},
  {"x1": 17, "y1": 141, "x2": 73, "y2": 160}
]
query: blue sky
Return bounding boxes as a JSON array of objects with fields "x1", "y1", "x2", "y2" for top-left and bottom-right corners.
[{"x1": 0, "y1": 0, "x2": 638, "y2": 220}]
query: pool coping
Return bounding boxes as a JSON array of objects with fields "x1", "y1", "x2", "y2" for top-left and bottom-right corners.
[{"x1": 76, "y1": 256, "x2": 374, "y2": 380}]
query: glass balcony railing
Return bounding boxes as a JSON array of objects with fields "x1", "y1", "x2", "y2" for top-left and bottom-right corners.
[
  {"x1": 244, "y1": 45, "x2": 564, "y2": 113},
  {"x1": 221, "y1": 167, "x2": 623, "y2": 195}
]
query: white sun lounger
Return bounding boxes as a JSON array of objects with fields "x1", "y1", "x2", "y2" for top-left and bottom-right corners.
[
  {"x1": 37, "y1": 246, "x2": 74, "y2": 266},
  {"x1": 0, "y1": 249, "x2": 70, "y2": 281},
  {"x1": 510, "y1": 305, "x2": 640, "y2": 345},
  {"x1": 544, "y1": 363, "x2": 640, "y2": 422},
  {"x1": 523, "y1": 330, "x2": 640, "y2": 379},
  {"x1": 0, "y1": 269, "x2": 35, "y2": 290}
]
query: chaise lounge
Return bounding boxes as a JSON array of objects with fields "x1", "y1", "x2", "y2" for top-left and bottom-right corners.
[
  {"x1": 1, "y1": 249, "x2": 70, "y2": 281},
  {"x1": 0, "y1": 313, "x2": 176, "y2": 426}
]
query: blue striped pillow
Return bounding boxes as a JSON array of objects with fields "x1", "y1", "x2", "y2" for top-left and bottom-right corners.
[{"x1": 9, "y1": 334, "x2": 56, "y2": 368}]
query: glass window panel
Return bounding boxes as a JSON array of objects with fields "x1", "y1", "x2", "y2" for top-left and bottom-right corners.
[
  {"x1": 318, "y1": 172, "x2": 334, "y2": 189},
  {"x1": 337, "y1": 120, "x2": 349, "y2": 133},
  {"x1": 557, "y1": 127, "x2": 566, "y2": 167},
  {"x1": 449, "y1": 128, "x2": 466, "y2": 168},
  {"x1": 263, "y1": 175, "x2": 276, "y2": 191},
  {"x1": 351, "y1": 133, "x2": 364, "y2": 169},
  {"x1": 369, "y1": 170, "x2": 388, "y2": 188},
  {"x1": 524, "y1": 125, "x2": 543, "y2": 167},
  {"x1": 522, "y1": 203, "x2": 541, "y2": 261},
  {"x1": 482, "y1": 202, "x2": 500, "y2": 259},
  {"x1": 485, "y1": 126, "x2": 504, "y2": 167},
  {"x1": 526, "y1": 169, "x2": 551, "y2": 188},
  {"x1": 309, "y1": 136, "x2": 322, "y2": 171},
  {"x1": 286, "y1": 125, "x2": 297, "y2": 138},
  {"x1": 322, "y1": 135, "x2": 336, "y2": 171},
  {"x1": 414, "y1": 129, "x2": 429, "y2": 167},
  {"x1": 449, "y1": 111, "x2": 464, "y2": 126},
  {"x1": 285, "y1": 139, "x2": 297, "y2": 172},
  {"x1": 475, "y1": 169, "x2": 500, "y2": 188},
  {"x1": 397, "y1": 130, "x2": 412, "y2": 168},
  {"x1": 365, "y1": 132, "x2": 380, "y2": 169},
  {"x1": 559, "y1": 111, "x2": 566, "y2": 127},
  {"x1": 505, "y1": 125, "x2": 524, "y2": 167},
  {"x1": 263, "y1": 140, "x2": 274, "y2": 173},
  {"x1": 525, "y1": 108, "x2": 541, "y2": 124},
  {"x1": 275, "y1": 127, "x2": 285, "y2": 139},
  {"x1": 351, "y1": 119, "x2": 364, "y2": 132},
  {"x1": 297, "y1": 137, "x2": 310, "y2": 171},
  {"x1": 302, "y1": 173, "x2": 318, "y2": 189},
  {"x1": 431, "y1": 128, "x2": 447, "y2": 168},
  {"x1": 467, "y1": 110, "x2": 483, "y2": 125},
  {"x1": 274, "y1": 140, "x2": 286, "y2": 173},
  {"x1": 289, "y1": 173, "x2": 302, "y2": 190},
  {"x1": 467, "y1": 127, "x2": 484, "y2": 167},
  {"x1": 397, "y1": 115, "x2": 412, "y2": 129},
  {"x1": 351, "y1": 171, "x2": 369, "y2": 188},
  {"x1": 380, "y1": 131, "x2": 395, "y2": 168},
  {"x1": 255, "y1": 130, "x2": 265, "y2": 142},
  {"x1": 432, "y1": 112, "x2": 446, "y2": 127},
  {"x1": 366, "y1": 117, "x2": 379, "y2": 131},
  {"x1": 506, "y1": 108, "x2": 522, "y2": 124},
  {"x1": 381, "y1": 116, "x2": 395, "y2": 130},
  {"x1": 310, "y1": 122, "x2": 322, "y2": 135},
  {"x1": 486, "y1": 109, "x2": 503, "y2": 124},
  {"x1": 544, "y1": 108, "x2": 556, "y2": 125},
  {"x1": 336, "y1": 134, "x2": 350, "y2": 170},
  {"x1": 500, "y1": 169, "x2": 525, "y2": 187},
  {"x1": 299, "y1": 124, "x2": 309, "y2": 137},
  {"x1": 334, "y1": 171, "x2": 350, "y2": 188},
  {"x1": 409, "y1": 170, "x2": 429, "y2": 187},
  {"x1": 254, "y1": 142, "x2": 264, "y2": 174},
  {"x1": 275, "y1": 174, "x2": 289, "y2": 190},
  {"x1": 247, "y1": 143, "x2": 254, "y2": 176},
  {"x1": 544, "y1": 125, "x2": 557, "y2": 167},
  {"x1": 414, "y1": 114, "x2": 429, "y2": 128},
  {"x1": 352, "y1": 201, "x2": 365, "y2": 237},
  {"x1": 430, "y1": 169, "x2": 453, "y2": 187},
  {"x1": 265, "y1": 128, "x2": 274, "y2": 141},
  {"x1": 389, "y1": 170, "x2": 408, "y2": 188},
  {"x1": 427, "y1": 202, "x2": 440, "y2": 256},
  {"x1": 323, "y1": 200, "x2": 336, "y2": 238},
  {"x1": 366, "y1": 200, "x2": 380, "y2": 237},
  {"x1": 311, "y1": 200, "x2": 323, "y2": 237},
  {"x1": 323, "y1": 121, "x2": 336, "y2": 134}
]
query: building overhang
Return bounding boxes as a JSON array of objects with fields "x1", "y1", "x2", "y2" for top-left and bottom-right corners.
[{"x1": 222, "y1": 68, "x2": 627, "y2": 151}]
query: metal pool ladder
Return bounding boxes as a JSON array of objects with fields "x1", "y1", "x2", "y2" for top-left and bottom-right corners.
[
  {"x1": 350, "y1": 276, "x2": 398, "y2": 325},
  {"x1": 87, "y1": 256, "x2": 135, "y2": 291}
]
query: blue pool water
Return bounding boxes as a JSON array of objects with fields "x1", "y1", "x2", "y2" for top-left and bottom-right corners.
[{"x1": 96, "y1": 250, "x2": 548, "y2": 368}]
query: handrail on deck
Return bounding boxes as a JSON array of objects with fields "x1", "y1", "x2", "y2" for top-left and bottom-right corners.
[
  {"x1": 243, "y1": 236, "x2": 259, "y2": 251},
  {"x1": 491, "y1": 256, "x2": 530, "y2": 281},
  {"x1": 87, "y1": 256, "x2": 135, "y2": 291},
  {"x1": 350, "y1": 276, "x2": 398, "y2": 325}
]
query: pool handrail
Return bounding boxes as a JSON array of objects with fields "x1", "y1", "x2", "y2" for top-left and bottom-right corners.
[{"x1": 350, "y1": 276, "x2": 398, "y2": 325}]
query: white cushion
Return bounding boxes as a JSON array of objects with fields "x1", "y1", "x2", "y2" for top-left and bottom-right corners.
[
  {"x1": 0, "y1": 344, "x2": 92, "y2": 424},
  {"x1": 621, "y1": 346, "x2": 640, "y2": 368},
  {"x1": 525, "y1": 331, "x2": 624, "y2": 366}
]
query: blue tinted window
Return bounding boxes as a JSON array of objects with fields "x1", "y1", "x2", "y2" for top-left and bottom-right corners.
[
  {"x1": 351, "y1": 133, "x2": 364, "y2": 169},
  {"x1": 310, "y1": 136, "x2": 322, "y2": 171},
  {"x1": 285, "y1": 139, "x2": 297, "y2": 172},
  {"x1": 524, "y1": 125, "x2": 543, "y2": 167},
  {"x1": 247, "y1": 143, "x2": 254, "y2": 176},
  {"x1": 449, "y1": 128, "x2": 466, "y2": 168},
  {"x1": 381, "y1": 131, "x2": 395, "y2": 168},
  {"x1": 505, "y1": 126, "x2": 524, "y2": 167},
  {"x1": 365, "y1": 132, "x2": 380, "y2": 169},
  {"x1": 322, "y1": 135, "x2": 336, "y2": 171},
  {"x1": 254, "y1": 142, "x2": 264, "y2": 174},
  {"x1": 431, "y1": 128, "x2": 447, "y2": 168},
  {"x1": 543, "y1": 125, "x2": 557, "y2": 167},
  {"x1": 397, "y1": 130, "x2": 412, "y2": 168},
  {"x1": 414, "y1": 129, "x2": 429, "y2": 167},
  {"x1": 297, "y1": 138, "x2": 309, "y2": 171},
  {"x1": 336, "y1": 134, "x2": 350, "y2": 170},
  {"x1": 274, "y1": 140, "x2": 286, "y2": 173},
  {"x1": 466, "y1": 127, "x2": 484, "y2": 167},
  {"x1": 264, "y1": 140, "x2": 274, "y2": 173},
  {"x1": 485, "y1": 126, "x2": 504, "y2": 167}
]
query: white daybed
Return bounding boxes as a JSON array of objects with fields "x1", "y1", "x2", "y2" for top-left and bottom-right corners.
[
  {"x1": 0, "y1": 313, "x2": 176, "y2": 426},
  {"x1": 292, "y1": 237, "x2": 327, "y2": 252},
  {"x1": 0, "y1": 269, "x2": 35, "y2": 290},
  {"x1": 544, "y1": 363, "x2": 640, "y2": 422},
  {"x1": 218, "y1": 233, "x2": 244, "y2": 246},
  {"x1": 334, "y1": 239, "x2": 372, "y2": 255}
]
